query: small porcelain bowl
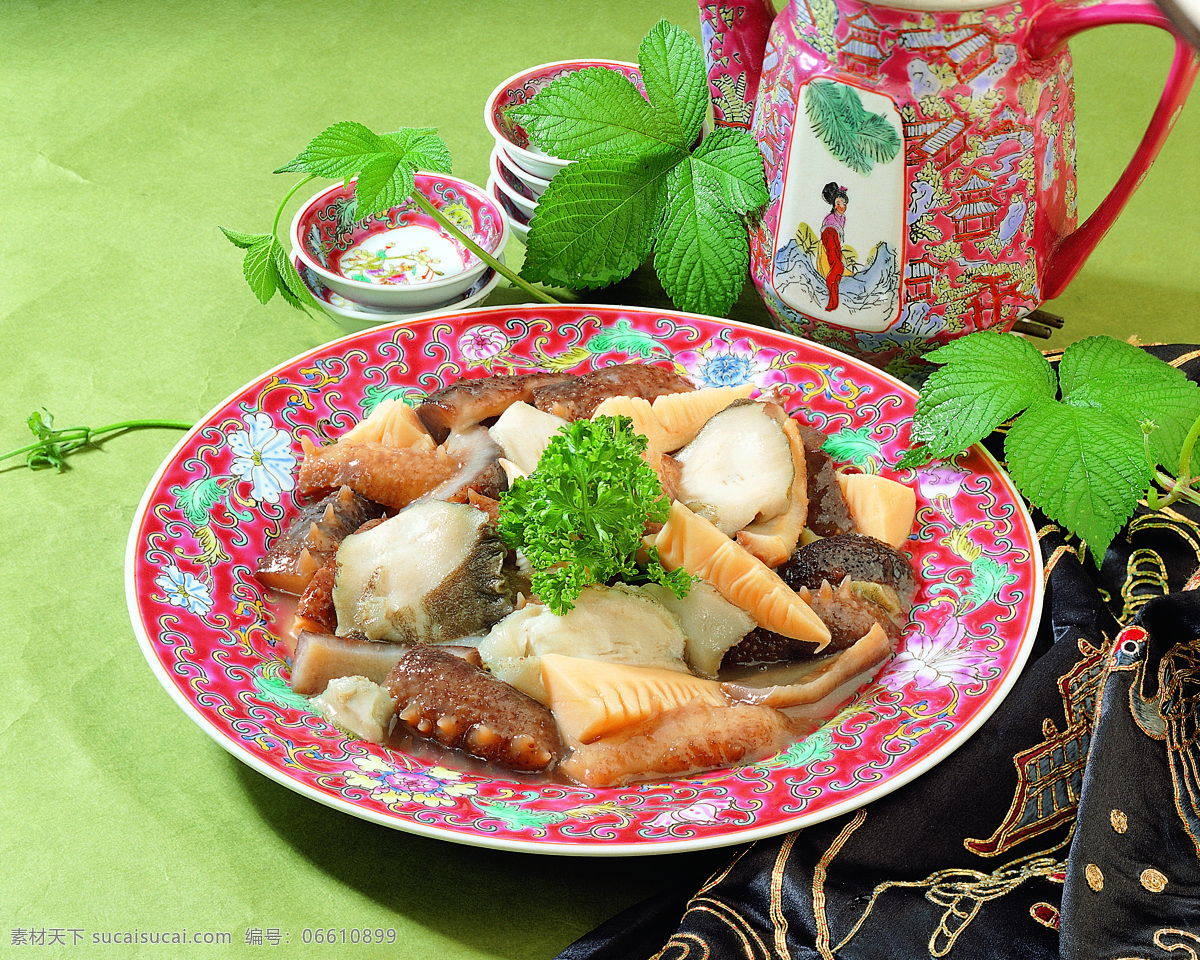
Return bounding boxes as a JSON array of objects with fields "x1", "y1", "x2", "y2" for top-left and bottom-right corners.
[
  {"x1": 293, "y1": 252, "x2": 503, "y2": 332},
  {"x1": 493, "y1": 144, "x2": 551, "y2": 199},
  {"x1": 291, "y1": 173, "x2": 507, "y2": 310},
  {"x1": 484, "y1": 59, "x2": 643, "y2": 181},
  {"x1": 488, "y1": 177, "x2": 530, "y2": 244}
]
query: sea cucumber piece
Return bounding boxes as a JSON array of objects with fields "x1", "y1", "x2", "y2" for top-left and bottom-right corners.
[
  {"x1": 386, "y1": 645, "x2": 562, "y2": 773},
  {"x1": 558, "y1": 699, "x2": 800, "y2": 787},
  {"x1": 297, "y1": 440, "x2": 459, "y2": 511},
  {"x1": 255, "y1": 486, "x2": 383, "y2": 595},
  {"x1": 531, "y1": 363, "x2": 695, "y2": 422},
  {"x1": 416, "y1": 371, "x2": 577, "y2": 443},
  {"x1": 794, "y1": 423, "x2": 856, "y2": 537}
]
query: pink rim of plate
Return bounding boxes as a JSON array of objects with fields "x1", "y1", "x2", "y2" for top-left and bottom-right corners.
[
  {"x1": 483, "y1": 59, "x2": 643, "y2": 178},
  {"x1": 126, "y1": 305, "x2": 1043, "y2": 856},
  {"x1": 291, "y1": 173, "x2": 506, "y2": 297}
]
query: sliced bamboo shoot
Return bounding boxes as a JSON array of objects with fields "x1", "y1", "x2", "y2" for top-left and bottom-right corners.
[
  {"x1": 540, "y1": 654, "x2": 727, "y2": 744},
  {"x1": 835, "y1": 472, "x2": 917, "y2": 549},
  {"x1": 653, "y1": 501, "x2": 831, "y2": 649},
  {"x1": 651, "y1": 384, "x2": 755, "y2": 450},
  {"x1": 590, "y1": 395, "x2": 671, "y2": 454}
]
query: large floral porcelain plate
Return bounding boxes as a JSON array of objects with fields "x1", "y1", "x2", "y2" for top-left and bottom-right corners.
[{"x1": 126, "y1": 305, "x2": 1042, "y2": 855}]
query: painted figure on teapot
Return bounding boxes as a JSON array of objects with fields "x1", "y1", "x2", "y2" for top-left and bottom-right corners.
[{"x1": 700, "y1": 0, "x2": 1196, "y2": 375}]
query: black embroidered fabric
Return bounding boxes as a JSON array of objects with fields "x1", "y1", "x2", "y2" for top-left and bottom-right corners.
[{"x1": 557, "y1": 343, "x2": 1200, "y2": 960}]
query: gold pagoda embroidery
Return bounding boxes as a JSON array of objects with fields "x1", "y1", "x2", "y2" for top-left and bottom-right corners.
[{"x1": 964, "y1": 636, "x2": 1106, "y2": 856}]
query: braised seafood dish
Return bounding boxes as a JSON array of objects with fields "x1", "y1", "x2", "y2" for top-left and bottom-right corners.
[{"x1": 254, "y1": 362, "x2": 918, "y2": 787}]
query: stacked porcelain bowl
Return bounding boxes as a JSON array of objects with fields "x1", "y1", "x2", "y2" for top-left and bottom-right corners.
[
  {"x1": 484, "y1": 59, "x2": 642, "y2": 242},
  {"x1": 289, "y1": 173, "x2": 507, "y2": 330}
]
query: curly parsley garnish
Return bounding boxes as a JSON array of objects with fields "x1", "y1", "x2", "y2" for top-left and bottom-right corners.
[{"x1": 498, "y1": 415, "x2": 692, "y2": 614}]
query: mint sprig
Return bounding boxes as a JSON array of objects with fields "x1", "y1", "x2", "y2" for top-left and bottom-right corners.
[
  {"x1": 219, "y1": 226, "x2": 310, "y2": 310},
  {"x1": 509, "y1": 19, "x2": 768, "y2": 316},
  {"x1": 222, "y1": 124, "x2": 556, "y2": 313},
  {"x1": 900, "y1": 332, "x2": 1200, "y2": 560},
  {"x1": 2, "y1": 410, "x2": 192, "y2": 473},
  {"x1": 275, "y1": 124, "x2": 453, "y2": 217}
]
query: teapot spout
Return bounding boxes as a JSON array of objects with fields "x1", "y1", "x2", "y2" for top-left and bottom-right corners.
[{"x1": 699, "y1": 1, "x2": 777, "y2": 129}]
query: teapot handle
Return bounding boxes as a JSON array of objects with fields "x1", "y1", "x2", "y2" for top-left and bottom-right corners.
[{"x1": 1027, "y1": 0, "x2": 1198, "y2": 301}]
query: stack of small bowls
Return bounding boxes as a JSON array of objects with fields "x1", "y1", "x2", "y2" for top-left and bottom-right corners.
[
  {"x1": 290, "y1": 172, "x2": 508, "y2": 330},
  {"x1": 484, "y1": 59, "x2": 642, "y2": 242}
]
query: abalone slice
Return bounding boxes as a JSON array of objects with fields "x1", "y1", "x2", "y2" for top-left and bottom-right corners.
[
  {"x1": 673, "y1": 401, "x2": 794, "y2": 535},
  {"x1": 332, "y1": 501, "x2": 523, "y2": 642},
  {"x1": 477, "y1": 584, "x2": 690, "y2": 704}
]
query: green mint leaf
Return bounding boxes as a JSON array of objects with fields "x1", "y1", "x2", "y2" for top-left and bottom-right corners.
[
  {"x1": 1057, "y1": 336, "x2": 1200, "y2": 472},
  {"x1": 500, "y1": 23, "x2": 768, "y2": 313},
  {"x1": 224, "y1": 228, "x2": 308, "y2": 310},
  {"x1": 508, "y1": 67, "x2": 679, "y2": 160},
  {"x1": 690, "y1": 127, "x2": 769, "y2": 213},
  {"x1": 240, "y1": 234, "x2": 281, "y2": 305},
  {"x1": 354, "y1": 129, "x2": 454, "y2": 215},
  {"x1": 382, "y1": 128, "x2": 453, "y2": 174},
  {"x1": 909, "y1": 331, "x2": 1057, "y2": 459},
  {"x1": 654, "y1": 157, "x2": 748, "y2": 316},
  {"x1": 638, "y1": 19, "x2": 707, "y2": 148},
  {"x1": 219, "y1": 226, "x2": 263, "y2": 250},
  {"x1": 521, "y1": 153, "x2": 675, "y2": 288},
  {"x1": 270, "y1": 239, "x2": 311, "y2": 312},
  {"x1": 1005, "y1": 396, "x2": 1152, "y2": 561},
  {"x1": 353, "y1": 153, "x2": 411, "y2": 216},
  {"x1": 274, "y1": 120, "x2": 392, "y2": 180},
  {"x1": 895, "y1": 442, "x2": 935, "y2": 471},
  {"x1": 276, "y1": 122, "x2": 452, "y2": 220}
]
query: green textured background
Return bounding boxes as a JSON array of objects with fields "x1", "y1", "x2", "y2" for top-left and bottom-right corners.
[{"x1": 2, "y1": 2, "x2": 1196, "y2": 958}]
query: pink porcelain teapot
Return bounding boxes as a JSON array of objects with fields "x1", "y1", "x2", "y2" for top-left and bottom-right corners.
[{"x1": 700, "y1": 0, "x2": 1196, "y2": 371}]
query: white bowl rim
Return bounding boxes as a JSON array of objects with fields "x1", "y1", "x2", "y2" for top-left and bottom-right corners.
[
  {"x1": 492, "y1": 143, "x2": 552, "y2": 191},
  {"x1": 489, "y1": 159, "x2": 538, "y2": 216},
  {"x1": 487, "y1": 175, "x2": 532, "y2": 229},
  {"x1": 483, "y1": 58, "x2": 640, "y2": 170},
  {"x1": 290, "y1": 174, "x2": 507, "y2": 295}
]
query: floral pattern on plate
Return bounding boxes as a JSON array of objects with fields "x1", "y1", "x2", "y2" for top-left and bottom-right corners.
[{"x1": 126, "y1": 305, "x2": 1042, "y2": 855}]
